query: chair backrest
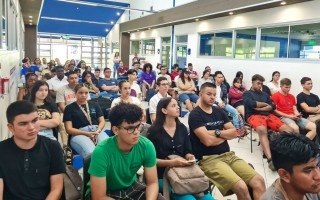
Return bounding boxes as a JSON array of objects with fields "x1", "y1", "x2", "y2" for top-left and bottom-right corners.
[
  {"x1": 145, "y1": 108, "x2": 152, "y2": 124},
  {"x1": 82, "y1": 154, "x2": 92, "y2": 198}
]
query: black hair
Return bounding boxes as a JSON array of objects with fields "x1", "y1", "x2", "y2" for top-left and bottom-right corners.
[
  {"x1": 118, "y1": 80, "x2": 129, "y2": 92},
  {"x1": 25, "y1": 73, "x2": 37, "y2": 86},
  {"x1": 103, "y1": 67, "x2": 111, "y2": 73},
  {"x1": 133, "y1": 62, "x2": 140, "y2": 66},
  {"x1": 7, "y1": 100, "x2": 37, "y2": 124},
  {"x1": 30, "y1": 80, "x2": 52, "y2": 103},
  {"x1": 301, "y1": 77, "x2": 312, "y2": 85},
  {"x1": 232, "y1": 77, "x2": 244, "y2": 91},
  {"x1": 82, "y1": 71, "x2": 93, "y2": 83},
  {"x1": 76, "y1": 60, "x2": 86, "y2": 68},
  {"x1": 270, "y1": 133, "x2": 320, "y2": 173},
  {"x1": 173, "y1": 64, "x2": 179, "y2": 69},
  {"x1": 156, "y1": 76, "x2": 168, "y2": 86},
  {"x1": 127, "y1": 69, "x2": 137, "y2": 75},
  {"x1": 68, "y1": 63, "x2": 75, "y2": 68},
  {"x1": 109, "y1": 103, "x2": 143, "y2": 128},
  {"x1": 179, "y1": 69, "x2": 191, "y2": 84},
  {"x1": 55, "y1": 65, "x2": 64, "y2": 71},
  {"x1": 200, "y1": 82, "x2": 216, "y2": 92},
  {"x1": 252, "y1": 74, "x2": 265, "y2": 82},
  {"x1": 188, "y1": 63, "x2": 192, "y2": 67},
  {"x1": 74, "y1": 68, "x2": 81, "y2": 74},
  {"x1": 270, "y1": 71, "x2": 280, "y2": 82},
  {"x1": 148, "y1": 97, "x2": 180, "y2": 141},
  {"x1": 202, "y1": 70, "x2": 210, "y2": 78},
  {"x1": 94, "y1": 68, "x2": 100, "y2": 72},
  {"x1": 66, "y1": 71, "x2": 78, "y2": 77},
  {"x1": 235, "y1": 71, "x2": 243, "y2": 78},
  {"x1": 143, "y1": 63, "x2": 153, "y2": 72},
  {"x1": 74, "y1": 83, "x2": 88, "y2": 93}
]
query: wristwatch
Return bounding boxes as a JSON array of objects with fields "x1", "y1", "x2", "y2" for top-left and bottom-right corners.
[{"x1": 215, "y1": 129, "x2": 221, "y2": 138}]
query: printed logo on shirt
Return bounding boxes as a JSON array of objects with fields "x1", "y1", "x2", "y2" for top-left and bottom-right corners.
[
  {"x1": 204, "y1": 121, "x2": 224, "y2": 129},
  {"x1": 91, "y1": 108, "x2": 96, "y2": 115}
]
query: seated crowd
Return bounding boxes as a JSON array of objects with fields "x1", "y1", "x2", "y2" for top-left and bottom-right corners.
[{"x1": 1, "y1": 57, "x2": 320, "y2": 200}]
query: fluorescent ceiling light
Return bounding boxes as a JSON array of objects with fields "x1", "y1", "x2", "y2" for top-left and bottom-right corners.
[{"x1": 41, "y1": 16, "x2": 112, "y2": 25}]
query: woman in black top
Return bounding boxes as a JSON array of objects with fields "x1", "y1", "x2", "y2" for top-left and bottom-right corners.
[
  {"x1": 30, "y1": 80, "x2": 60, "y2": 140},
  {"x1": 63, "y1": 83, "x2": 109, "y2": 158},
  {"x1": 82, "y1": 71, "x2": 100, "y2": 99},
  {"x1": 18, "y1": 73, "x2": 37, "y2": 101},
  {"x1": 148, "y1": 97, "x2": 213, "y2": 200}
]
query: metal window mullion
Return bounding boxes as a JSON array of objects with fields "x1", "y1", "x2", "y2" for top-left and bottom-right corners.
[
  {"x1": 287, "y1": 26, "x2": 291, "y2": 58},
  {"x1": 255, "y1": 27, "x2": 261, "y2": 59}
]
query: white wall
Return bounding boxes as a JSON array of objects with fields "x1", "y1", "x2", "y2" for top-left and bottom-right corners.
[{"x1": 125, "y1": 1, "x2": 320, "y2": 97}]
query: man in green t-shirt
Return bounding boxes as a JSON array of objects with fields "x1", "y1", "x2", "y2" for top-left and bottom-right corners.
[{"x1": 88, "y1": 103, "x2": 160, "y2": 199}]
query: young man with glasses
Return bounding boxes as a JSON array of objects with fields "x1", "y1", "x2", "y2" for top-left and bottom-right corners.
[
  {"x1": 0, "y1": 101, "x2": 65, "y2": 199},
  {"x1": 87, "y1": 103, "x2": 162, "y2": 200},
  {"x1": 149, "y1": 77, "x2": 171, "y2": 123}
]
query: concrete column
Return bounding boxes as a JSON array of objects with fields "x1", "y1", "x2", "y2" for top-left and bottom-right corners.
[{"x1": 24, "y1": 25, "x2": 37, "y2": 59}]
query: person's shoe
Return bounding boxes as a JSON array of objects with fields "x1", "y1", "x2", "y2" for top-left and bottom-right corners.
[{"x1": 267, "y1": 159, "x2": 276, "y2": 171}]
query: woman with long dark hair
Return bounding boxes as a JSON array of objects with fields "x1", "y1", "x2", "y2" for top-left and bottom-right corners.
[
  {"x1": 148, "y1": 97, "x2": 214, "y2": 200},
  {"x1": 30, "y1": 80, "x2": 60, "y2": 140},
  {"x1": 17, "y1": 73, "x2": 37, "y2": 100},
  {"x1": 141, "y1": 63, "x2": 156, "y2": 100},
  {"x1": 267, "y1": 71, "x2": 280, "y2": 95},
  {"x1": 82, "y1": 71, "x2": 100, "y2": 99},
  {"x1": 63, "y1": 83, "x2": 109, "y2": 157},
  {"x1": 235, "y1": 71, "x2": 247, "y2": 90},
  {"x1": 229, "y1": 77, "x2": 246, "y2": 118},
  {"x1": 177, "y1": 69, "x2": 199, "y2": 111}
]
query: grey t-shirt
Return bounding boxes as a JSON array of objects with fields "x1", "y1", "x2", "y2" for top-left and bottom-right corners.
[{"x1": 261, "y1": 179, "x2": 320, "y2": 200}]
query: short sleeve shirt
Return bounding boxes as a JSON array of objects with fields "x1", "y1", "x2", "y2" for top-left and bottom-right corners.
[
  {"x1": 189, "y1": 106, "x2": 230, "y2": 160},
  {"x1": 98, "y1": 78, "x2": 118, "y2": 92},
  {"x1": 47, "y1": 76, "x2": 68, "y2": 91},
  {"x1": 88, "y1": 136, "x2": 156, "y2": 191},
  {"x1": 56, "y1": 84, "x2": 77, "y2": 105},
  {"x1": 177, "y1": 78, "x2": 195, "y2": 94},
  {"x1": 297, "y1": 92, "x2": 320, "y2": 118},
  {"x1": 0, "y1": 136, "x2": 65, "y2": 199},
  {"x1": 141, "y1": 72, "x2": 156, "y2": 85},
  {"x1": 111, "y1": 97, "x2": 141, "y2": 108},
  {"x1": 63, "y1": 101, "x2": 103, "y2": 128},
  {"x1": 271, "y1": 92, "x2": 296, "y2": 115}
]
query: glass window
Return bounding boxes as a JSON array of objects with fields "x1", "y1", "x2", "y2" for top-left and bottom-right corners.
[
  {"x1": 199, "y1": 33, "x2": 214, "y2": 56},
  {"x1": 82, "y1": 38, "x2": 92, "y2": 46},
  {"x1": 235, "y1": 29, "x2": 256, "y2": 59},
  {"x1": 67, "y1": 45, "x2": 80, "y2": 60},
  {"x1": 161, "y1": 37, "x2": 171, "y2": 45},
  {"x1": 1, "y1": 0, "x2": 6, "y2": 49},
  {"x1": 142, "y1": 39, "x2": 155, "y2": 55},
  {"x1": 260, "y1": 26, "x2": 289, "y2": 58},
  {"x1": 289, "y1": 23, "x2": 320, "y2": 59},
  {"x1": 131, "y1": 40, "x2": 140, "y2": 54},
  {"x1": 214, "y1": 32, "x2": 233, "y2": 57},
  {"x1": 176, "y1": 35, "x2": 188, "y2": 44}
]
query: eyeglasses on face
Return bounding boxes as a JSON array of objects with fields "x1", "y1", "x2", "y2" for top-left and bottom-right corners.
[{"x1": 117, "y1": 123, "x2": 141, "y2": 134}]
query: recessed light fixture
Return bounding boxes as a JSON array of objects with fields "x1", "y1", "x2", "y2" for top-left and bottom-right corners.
[
  {"x1": 29, "y1": 23, "x2": 32, "y2": 25},
  {"x1": 111, "y1": 21, "x2": 114, "y2": 24},
  {"x1": 29, "y1": 19, "x2": 32, "y2": 22},
  {"x1": 76, "y1": 7, "x2": 79, "y2": 9},
  {"x1": 117, "y1": 12, "x2": 120, "y2": 16},
  {"x1": 195, "y1": 18, "x2": 199, "y2": 21},
  {"x1": 105, "y1": 29, "x2": 109, "y2": 32},
  {"x1": 229, "y1": 12, "x2": 234, "y2": 15},
  {"x1": 29, "y1": 16, "x2": 33, "y2": 19},
  {"x1": 280, "y1": 1, "x2": 286, "y2": 5}
]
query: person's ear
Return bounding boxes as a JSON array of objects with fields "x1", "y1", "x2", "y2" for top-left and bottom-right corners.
[
  {"x1": 278, "y1": 168, "x2": 291, "y2": 184},
  {"x1": 112, "y1": 126, "x2": 119, "y2": 136},
  {"x1": 7, "y1": 123, "x2": 14, "y2": 135},
  {"x1": 161, "y1": 108, "x2": 167, "y2": 115}
]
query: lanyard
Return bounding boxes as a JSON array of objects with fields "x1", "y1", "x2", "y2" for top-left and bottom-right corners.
[{"x1": 77, "y1": 102, "x2": 92, "y2": 125}]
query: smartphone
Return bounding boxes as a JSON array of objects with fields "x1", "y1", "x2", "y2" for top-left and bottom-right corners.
[{"x1": 187, "y1": 159, "x2": 197, "y2": 163}]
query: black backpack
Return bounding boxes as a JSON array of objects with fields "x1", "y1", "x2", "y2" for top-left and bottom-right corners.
[{"x1": 88, "y1": 97, "x2": 112, "y2": 119}]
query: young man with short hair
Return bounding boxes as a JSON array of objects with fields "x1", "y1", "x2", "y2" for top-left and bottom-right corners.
[
  {"x1": 187, "y1": 63, "x2": 198, "y2": 81},
  {"x1": 127, "y1": 69, "x2": 142, "y2": 98},
  {"x1": 149, "y1": 77, "x2": 171, "y2": 123},
  {"x1": 88, "y1": 103, "x2": 161, "y2": 199},
  {"x1": 92, "y1": 68, "x2": 102, "y2": 88},
  {"x1": 189, "y1": 82, "x2": 266, "y2": 200},
  {"x1": 272, "y1": 78, "x2": 316, "y2": 140},
  {"x1": 0, "y1": 101, "x2": 65, "y2": 199},
  {"x1": 170, "y1": 64, "x2": 179, "y2": 84},
  {"x1": 133, "y1": 62, "x2": 143, "y2": 80},
  {"x1": 56, "y1": 71, "x2": 79, "y2": 146},
  {"x1": 297, "y1": 77, "x2": 320, "y2": 122},
  {"x1": 243, "y1": 74, "x2": 293, "y2": 170},
  {"x1": 261, "y1": 133, "x2": 320, "y2": 200},
  {"x1": 99, "y1": 67, "x2": 119, "y2": 100},
  {"x1": 47, "y1": 65, "x2": 68, "y2": 98}
]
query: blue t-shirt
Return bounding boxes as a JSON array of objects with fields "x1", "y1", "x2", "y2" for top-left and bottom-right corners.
[
  {"x1": 20, "y1": 65, "x2": 40, "y2": 76},
  {"x1": 98, "y1": 78, "x2": 118, "y2": 92}
]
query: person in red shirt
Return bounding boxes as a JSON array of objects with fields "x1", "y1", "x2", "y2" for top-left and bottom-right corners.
[
  {"x1": 117, "y1": 61, "x2": 129, "y2": 79},
  {"x1": 271, "y1": 78, "x2": 316, "y2": 140},
  {"x1": 187, "y1": 63, "x2": 198, "y2": 82},
  {"x1": 170, "y1": 64, "x2": 179, "y2": 82}
]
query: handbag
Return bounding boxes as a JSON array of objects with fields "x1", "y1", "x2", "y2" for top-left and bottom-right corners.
[
  {"x1": 63, "y1": 165, "x2": 83, "y2": 200},
  {"x1": 163, "y1": 155, "x2": 209, "y2": 200}
]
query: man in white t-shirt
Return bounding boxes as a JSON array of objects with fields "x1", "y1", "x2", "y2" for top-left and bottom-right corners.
[
  {"x1": 56, "y1": 71, "x2": 79, "y2": 146},
  {"x1": 149, "y1": 77, "x2": 170, "y2": 123},
  {"x1": 47, "y1": 66, "x2": 68, "y2": 98},
  {"x1": 127, "y1": 69, "x2": 142, "y2": 99}
]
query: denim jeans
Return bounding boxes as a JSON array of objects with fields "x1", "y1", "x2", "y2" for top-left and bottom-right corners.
[
  {"x1": 113, "y1": 63, "x2": 119, "y2": 78},
  {"x1": 70, "y1": 125, "x2": 109, "y2": 158},
  {"x1": 39, "y1": 128, "x2": 56, "y2": 141},
  {"x1": 224, "y1": 104, "x2": 243, "y2": 129},
  {"x1": 99, "y1": 91, "x2": 118, "y2": 100}
]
